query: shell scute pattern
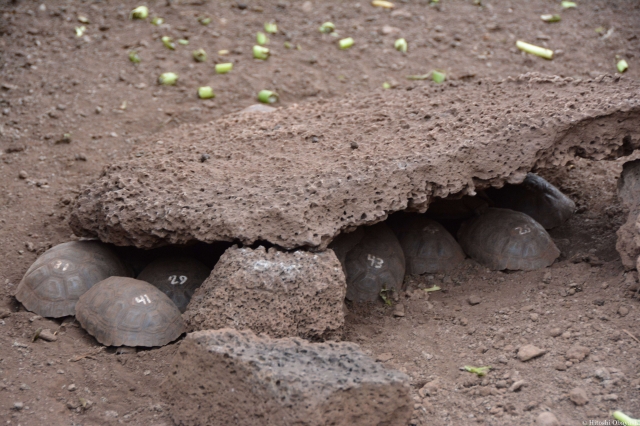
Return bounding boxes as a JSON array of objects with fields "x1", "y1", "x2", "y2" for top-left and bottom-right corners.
[{"x1": 75, "y1": 277, "x2": 184, "y2": 347}]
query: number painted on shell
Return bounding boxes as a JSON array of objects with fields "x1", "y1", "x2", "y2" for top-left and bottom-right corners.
[
  {"x1": 134, "y1": 294, "x2": 152, "y2": 305},
  {"x1": 367, "y1": 254, "x2": 384, "y2": 269},
  {"x1": 53, "y1": 260, "x2": 71, "y2": 272},
  {"x1": 168, "y1": 275, "x2": 188, "y2": 285},
  {"x1": 514, "y1": 225, "x2": 531, "y2": 235}
]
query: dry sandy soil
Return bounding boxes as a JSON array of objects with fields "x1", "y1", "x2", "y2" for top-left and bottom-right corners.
[{"x1": 1, "y1": 0, "x2": 640, "y2": 425}]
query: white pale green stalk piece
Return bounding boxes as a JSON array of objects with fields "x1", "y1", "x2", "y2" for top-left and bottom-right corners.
[
  {"x1": 258, "y1": 90, "x2": 278, "y2": 104},
  {"x1": 158, "y1": 72, "x2": 178, "y2": 85},
  {"x1": 198, "y1": 87, "x2": 215, "y2": 99},
  {"x1": 613, "y1": 411, "x2": 640, "y2": 426},
  {"x1": 215, "y1": 63, "x2": 233, "y2": 74},
  {"x1": 339, "y1": 37, "x2": 354, "y2": 50},
  {"x1": 130, "y1": 6, "x2": 148, "y2": 20},
  {"x1": 253, "y1": 45, "x2": 270, "y2": 60},
  {"x1": 617, "y1": 59, "x2": 629, "y2": 73},
  {"x1": 394, "y1": 38, "x2": 407, "y2": 53},
  {"x1": 516, "y1": 40, "x2": 553, "y2": 59}
]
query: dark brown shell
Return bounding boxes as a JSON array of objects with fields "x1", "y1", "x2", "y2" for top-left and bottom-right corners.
[
  {"x1": 76, "y1": 277, "x2": 184, "y2": 347},
  {"x1": 15, "y1": 241, "x2": 131, "y2": 318},
  {"x1": 334, "y1": 223, "x2": 405, "y2": 303},
  {"x1": 392, "y1": 215, "x2": 465, "y2": 275},
  {"x1": 486, "y1": 173, "x2": 576, "y2": 229},
  {"x1": 457, "y1": 208, "x2": 560, "y2": 271},
  {"x1": 136, "y1": 257, "x2": 210, "y2": 312}
]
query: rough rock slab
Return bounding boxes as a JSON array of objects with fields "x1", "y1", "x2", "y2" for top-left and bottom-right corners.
[
  {"x1": 616, "y1": 159, "x2": 640, "y2": 269},
  {"x1": 183, "y1": 246, "x2": 346, "y2": 340},
  {"x1": 161, "y1": 328, "x2": 412, "y2": 426},
  {"x1": 70, "y1": 74, "x2": 640, "y2": 250}
]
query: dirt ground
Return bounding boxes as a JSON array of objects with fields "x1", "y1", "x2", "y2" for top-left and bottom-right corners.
[{"x1": 1, "y1": 0, "x2": 640, "y2": 424}]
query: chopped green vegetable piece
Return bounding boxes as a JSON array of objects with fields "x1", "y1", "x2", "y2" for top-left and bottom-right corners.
[
  {"x1": 258, "y1": 90, "x2": 278, "y2": 104},
  {"x1": 339, "y1": 37, "x2": 354, "y2": 50},
  {"x1": 379, "y1": 288, "x2": 393, "y2": 306},
  {"x1": 253, "y1": 45, "x2": 270, "y2": 60},
  {"x1": 432, "y1": 70, "x2": 446, "y2": 83},
  {"x1": 178, "y1": 39, "x2": 189, "y2": 45},
  {"x1": 218, "y1": 49, "x2": 230, "y2": 55},
  {"x1": 406, "y1": 74, "x2": 430, "y2": 80},
  {"x1": 162, "y1": 36, "x2": 175, "y2": 50},
  {"x1": 383, "y1": 82, "x2": 391, "y2": 89},
  {"x1": 198, "y1": 86, "x2": 215, "y2": 99},
  {"x1": 516, "y1": 40, "x2": 553, "y2": 59},
  {"x1": 613, "y1": 411, "x2": 640, "y2": 426},
  {"x1": 595, "y1": 26, "x2": 606, "y2": 34},
  {"x1": 192, "y1": 48, "x2": 207, "y2": 62},
  {"x1": 372, "y1": 0, "x2": 395, "y2": 8},
  {"x1": 284, "y1": 41, "x2": 293, "y2": 49},
  {"x1": 129, "y1": 51, "x2": 141, "y2": 64},
  {"x1": 198, "y1": 16, "x2": 211, "y2": 25},
  {"x1": 319, "y1": 22, "x2": 335, "y2": 33},
  {"x1": 158, "y1": 72, "x2": 178, "y2": 85},
  {"x1": 130, "y1": 6, "x2": 148, "y2": 20},
  {"x1": 394, "y1": 38, "x2": 407, "y2": 53},
  {"x1": 424, "y1": 285, "x2": 441, "y2": 292},
  {"x1": 215, "y1": 63, "x2": 233, "y2": 74},
  {"x1": 75, "y1": 26, "x2": 86, "y2": 37},
  {"x1": 540, "y1": 14, "x2": 561, "y2": 22},
  {"x1": 151, "y1": 17, "x2": 164, "y2": 25},
  {"x1": 78, "y1": 15, "x2": 90, "y2": 24},
  {"x1": 464, "y1": 366, "x2": 491, "y2": 377},
  {"x1": 561, "y1": 1, "x2": 577, "y2": 8},
  {"x1": 264, "y1": 22, "x2": 278, "y2": 34},
  {"x1": 617, "y1": 59, "x2": 629, "y2": 73},
  {"x1": 256, "y1": 32, "x2": 269, "y2": 46}
]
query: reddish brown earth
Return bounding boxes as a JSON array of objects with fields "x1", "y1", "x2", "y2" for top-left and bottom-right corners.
[{"x1": 1, "y1": 1, "x2": 640, "y2": 425}]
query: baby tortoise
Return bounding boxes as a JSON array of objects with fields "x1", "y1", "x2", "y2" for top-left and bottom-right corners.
[
  {"x1": 15, "y1": 241, "x2": 131, "y2": 318},
  {"x1": 330, "y1": 223, "x2": 405, "y2": 303},
  {"x1": 391, "y1": 214, "x2": 465, "y2": 275},
  {"x1": 486, "y1": 173, "x2": 576, "y2": 229},
  {"x1": 136, "y1": 256, "x2": 211, "y2": 312},
  {"x1": 75, "y1": 277, "x2": 184, "y2": 347},
  {"x1": 457, "y1": 208, "x2": 560, "y2": 271}
]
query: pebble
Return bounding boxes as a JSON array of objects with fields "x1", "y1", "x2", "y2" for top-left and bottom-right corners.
[
  {"x1": 565, "y1": 345, "x2": 590, "y2": 362},
  {"x1": 13, "y1": 402, "x2": 24, "y2": 410},
  {"x1": 376, "y1": 353, "x2": 394, "y2": 362},
  {"x1": 68, "y1": 384, "x2": 77, "y2": 392},
  {"x1": 543, "y1": 271, "x2": 552, "y2": 284},
  {"x1": 418, "y1": 378, "x2": 440, "y2": 397},
  {"x1": 393, "y1": 303, "x2": 405, "y2": 317},
  {"x1": 0, "y1": 308, "x2": 11, "y2": 319},
  {"x1": 554, "y1": 361, "x2": 567, "y2": 371},
  {"x1": 18, "y1": 170, "x2": 28, "y2": 179},
  {"x1": 549, "y1": 328, "x2": 562, "y2": 337},
  {"x1": 603, "y1": 394, "x2": 618, "y2": 401},
  {"x1": 594, "y1": 367, "x2": 610, "y2": 381},
  {"x1": 38, "y1": 329, "x2": 58, "y2": 342},
  {"x1": 509, "y1": 380, "x2": 526, "y2": 392},
  {"x1": 569, "y1": 387, "x2": 589, "y2": 406},
  {"x1": 468, "y1": 295, "x2": 481, "y2": 306},
  {"x1": 105, "y1": 410, "x2": 119, "y2": 418},
  {"x1": 460, "y1": 317, "x2": 468, "y2": 326},
  {"x1": 618, "y1": 306, "x2": 629, "y2": 317},
  {"x1": 517, "y1": 344, "x2": 546, "y2": 362},
  {"x1": 19, "y1": 383, "x2": 30, "y2": 390},
  {"x1": 530, "y1": 313, "x2": 539, "y2": 321},
  {"x1": 537, "y1": 411, "x2": 560, "y2": 426}
]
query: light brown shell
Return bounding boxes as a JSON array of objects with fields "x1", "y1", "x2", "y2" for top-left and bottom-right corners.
[
  {"x1": 457, "y1": 208, "x2": 560, "y2": 271},
  {"x1": 15, "y1": 241, "x2": 131, "y2": 318},
  {"x1": 136, "y1": 257, "x2": 210, "y2": 312},
  {"x1": 392, "y1": 215, "x2": 465, "y2": 275},
  {"x1": 76, "y1": 277, "x2": 184, "y2": 347}
]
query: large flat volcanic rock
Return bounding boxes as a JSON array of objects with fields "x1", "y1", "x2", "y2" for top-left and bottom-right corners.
[
  {"x1": 161, "y1": 328, "x2": 412, "y2": 426},
  {"x1": 70, "y1": 74, "x2": 640, "y2": 249},
  {"x1": 183, "y1": 245, "x2": 346, "y2": 340},
  {"x1": 617, "y1": 159, "x2": 640, "y2": 269}
]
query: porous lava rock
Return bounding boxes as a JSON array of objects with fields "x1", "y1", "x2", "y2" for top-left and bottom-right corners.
[
  {"x1": 70, "y1": 74, "x2": 640, "y2": 250},
  {"x1": 616, "y1": 159, "x2": 640, "y2": 269},
  {"x1": 183, "y1": 246, "x2": 346, "y2": 340},
  {"x1": 161, "y1": 328, "x2": 412, "y2": 426}
]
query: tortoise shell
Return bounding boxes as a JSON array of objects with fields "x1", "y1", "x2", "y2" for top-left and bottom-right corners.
[
  {"x1": 15, "y1": 241, "x2": 131, "y2": 318},
  {"x1": 392, "y1": 215, "x2": 465, "y2": 275},
  {"x1": 335, "y1": 223, "x2": 405, "y2": 303},
  {"x1": 486, "y1": 173, "x2": 576, "y2": 229},
  {"x1": 457, "y1": 208, "x2": 560, "y2": 271},
  {"x1": 75, "y1": 277, "x2": 184, "y2": 347},
  {"x1": 136, "y1": 257, "x2": 211, "y2": 312},
  {"x1": 328, "y1": 227, "x2": 365, "y2": 274}
]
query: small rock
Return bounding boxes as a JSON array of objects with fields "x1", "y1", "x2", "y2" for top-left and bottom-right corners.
[
  {"x1": 496, "y1": 380, "x2": 508, "y2": 389},
  {"x1": 18, "y1": 170, "x2": 28, "y2": 179},
  {"x1": 393, "y1": 303, "x2": 405, "y2": 317},
  {"x1": 542, "y1": 271, "x2": 552, "y2": 283},
  {"x1": 517, "y1": 344, "x2": 546, "y2": 362},
  {"x1": 537, "y1": 411, "x2": 560, "y2": 426},
  {"x1": 381, "y1": 25, "x2": 401, "y2": 35},
  {"x1": 67, "y1": 400, "x2": 80, "y2": 410},
  {"x1": 350, "y1": 142, "x2": 359, "y2": 150},
  {"x1": 0, "y1": 308, "x2": 11, "y2": 319},
  {"x1": 554, "y1": 361, "x2": 567, "y2": 371},
  {"x1": 105, "y1": 410, "x2": 119, "y2": 418},
  {"x1": 549, "y1": 328, "x2": 562, "y2": 337},
  {"x1": 594, "y1": 368, "x2": 610, "y2": 381},
  {"x1": 13, "y1": 402, "x2": 24, "y2": 410},
  {"x1": 468, "y1": 295, "x2": 481, "y2": 306},
  {"x1": 376, "y1": 353, "x2": 394, "y2": 362},
  {"x1": 38, "y1": 329, "x2": 57, "y2": 342},
  {"x1": 530, "y1": 313, "x2": 539, "y2": 321},
  {"x1": 603, "y1": 394, "x2": 618, "y2": 401},
  {"x1": 301, "y1": 1, "x2": 312, "y2": 12},
  {"x1": 509, "y1": 380, "x2": 526, "y2": 392},
  {"x1": 460, "y1": 317, "x2": 468, "y2": 326},
  {"x1": 479, "y1": 386, "x2": 492, "y2": 397},
  {"x1": 565, "y1": 345, "x2": 590, "y2": 362},
  {"x1": 569, "y1": 387, "x2": 589, "y2": 406},
  {"x1": 68, "y1": 384, "x2": 77, "y2": 392},
  {"x1": 601, "y1": 282, "x2": 609, "y2": 289},
  {"x1": 618, "y1": 306, "x2": 629, "y2": 317},
  {"x1": 19, "y1": 383, "x2": 30, "y2": 390},
  {"x1": 418, "y1": 378, "x2": 440, "y2": 398}
]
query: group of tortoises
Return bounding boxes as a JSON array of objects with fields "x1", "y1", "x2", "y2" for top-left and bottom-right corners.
[{"x1": 14, "y1": 173, "x2": 574, "y2": 347}]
